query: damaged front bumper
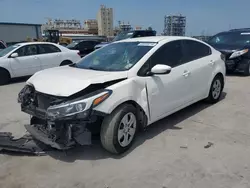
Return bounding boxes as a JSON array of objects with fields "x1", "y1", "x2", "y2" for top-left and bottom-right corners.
[{"x1": 10, "y1": 85, "x2": 111, "y2": 152}]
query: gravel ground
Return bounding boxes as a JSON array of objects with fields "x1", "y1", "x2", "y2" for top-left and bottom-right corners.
[{"x1": 0, "y1": 76, "x2": 250, "y2": 188}]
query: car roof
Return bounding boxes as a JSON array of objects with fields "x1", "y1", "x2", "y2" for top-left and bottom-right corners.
[
  {"x1": 117, "y1": 36, "x2": 199, "y2": 43},
  {"x1": 17, "y1": 42, "x2": 58, "y2": 46}
]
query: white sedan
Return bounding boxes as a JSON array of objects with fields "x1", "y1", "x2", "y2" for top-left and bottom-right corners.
[
  {"x1": 18, "y1": 36, "x2": 226, "y2": 154},
  {"x1": 0, "y1": 42, "x2": 81, "y2": 85}
]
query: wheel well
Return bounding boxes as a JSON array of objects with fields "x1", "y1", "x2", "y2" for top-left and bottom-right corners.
[
  {"x1": 0, "y1": 67, "x2": 11, "y2": 78},
  {"x1": 215, "y1": 72, "x2": 224, "y2": 87},
  {"x1": 60, "y1": 60, "x2": 73, "y2": 66},
  {"x1": 112, "y1": 100, "x2": 148, "y2": 130}
]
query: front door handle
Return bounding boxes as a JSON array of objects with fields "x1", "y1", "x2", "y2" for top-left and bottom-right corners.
[{"x1": 183, "y1": 70, "x2": 191, "y2": 77}]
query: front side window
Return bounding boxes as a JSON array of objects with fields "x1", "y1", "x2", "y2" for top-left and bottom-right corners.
[
  {"x1": 182, "y1": 40, "x2": 211, "y2": 62},
  {"x1": 15, "y1": 45, "x2": 38, "y2": 57},
  {"x1": 150, "y1": 40, "x2": 183, "y2": 68},
  {"x1": 38, "y1": 44, "x2": 61, "y2": 54},
  {"x1": 74, "y1": 42, "x2": 156, "y2": 71}
]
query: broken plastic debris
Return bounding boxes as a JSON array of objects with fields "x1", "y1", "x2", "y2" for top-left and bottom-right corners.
[{"x1": 204, "y1": 142, "x2": 214, "y2": 149}]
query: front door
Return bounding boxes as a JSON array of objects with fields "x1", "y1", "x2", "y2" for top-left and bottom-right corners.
[
  {"x1": 9, "y1": 45, "x2": 41, "y2": 77},
  {"x1": 142, "y1": 40, "x2": 193, "y2": 122}
]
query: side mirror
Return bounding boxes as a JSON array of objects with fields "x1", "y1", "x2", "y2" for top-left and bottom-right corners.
[
  {"x1": 150, "y1": 64, "x2": 172, "y2": 75},
  {"x1": 10, "y1": 53, "x2": 18, "y2": 58}
]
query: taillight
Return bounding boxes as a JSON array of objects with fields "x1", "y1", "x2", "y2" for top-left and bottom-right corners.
[
  {"x1": 220, "y1": 54, "x2": 226, "y2": 62},
  {"x1": 77, "y1": 51, "x2": 81, "y2": 57}
]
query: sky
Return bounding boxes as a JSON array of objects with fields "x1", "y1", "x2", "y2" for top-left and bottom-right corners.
[{"x1": 0, "y1": 0, "x2": 250, "y2": 36}]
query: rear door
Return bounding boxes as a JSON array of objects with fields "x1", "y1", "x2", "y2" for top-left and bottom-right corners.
[
  {"x1": 182, "y1": 39, "x2": 214, "y2": 100},
  {"x1": 9, "y1": 44, "x2": 41, "y2": 77},
  {"x1": 37, "y1": 44, "x2": 62, "y2": 69}
]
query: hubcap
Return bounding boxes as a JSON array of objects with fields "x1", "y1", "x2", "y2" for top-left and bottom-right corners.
[
  {"x1": 212, "y1": 79, "x2": 221, "y2": 99},
  {"x1": 118, "y1": 112, "x2": 137, "y2": 147}
]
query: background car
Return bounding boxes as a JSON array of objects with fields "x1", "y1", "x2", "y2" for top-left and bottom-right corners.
[
  {"x1": 19, "y1": 36, "x2": 226, "y2": 154},
  {"x1": 94, "y1": 29, "x2": 157, "y2": 50},
  {"x1": 66, "y1": 40, "x2": 101, "y2": 57},
  {"x1": 208, "y1": 28, "x2": 250, "y2": 75},
  {"x1": 0, "y1": 40, "x2": 7, "y2": 51},
  {"x1": 0, "y1": 42, "x2": 81, "y2": 85}
]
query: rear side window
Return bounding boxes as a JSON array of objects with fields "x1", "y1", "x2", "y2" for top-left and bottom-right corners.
[
  {"x1": 182, "y1": 40, "x2": 211, "y2": 62},
  {"x1": 38, "y1": 44, "x2": 61, "y2": 54}
]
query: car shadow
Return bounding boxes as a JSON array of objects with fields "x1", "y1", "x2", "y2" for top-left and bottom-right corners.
[
  {"x1": 9, "y1": 76, "x2": 30, "y2": 85},
  {"x1": 46, "y1": 92, "x2": 227, "y2": 162},
  {"x1": 226, "y1": 72, "x2": 246, "y2": 77}
]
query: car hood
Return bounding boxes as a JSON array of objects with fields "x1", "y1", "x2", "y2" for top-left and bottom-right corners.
[{"x1": 27, "y1": 66, "x2": 128, "y2": 97}]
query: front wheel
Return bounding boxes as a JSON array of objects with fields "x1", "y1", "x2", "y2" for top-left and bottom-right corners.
[
  {"x1": 206, "y1": 75, "x2": 223, "y2": 104},
  {"x1": 100, "y1": 104, "x2": 138, "y2": 154}
]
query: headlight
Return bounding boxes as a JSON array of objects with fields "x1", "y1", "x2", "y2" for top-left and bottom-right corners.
[
  {"x1": 46, "y1": 89, "x2": 112, "y2": 120},
  {"x1": 47, "y1": 101, "x2": 87, "y2": 120},
  {"x1": 229, "y1": 49, "x2": 249, "y2": 59}
]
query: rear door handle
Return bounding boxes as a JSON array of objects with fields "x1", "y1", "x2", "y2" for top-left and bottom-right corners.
[
  {"x1": 183, "y1": 70, "x2": 191, "y2": 77},
  {"x1": 34, "y1": 56, "x2": 38, "y2": 60}
]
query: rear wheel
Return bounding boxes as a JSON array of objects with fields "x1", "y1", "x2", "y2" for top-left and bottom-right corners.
[
  {"x1": 0, "y1": 69, "x2": 10, "y2": 85},
  {"x1": 100, "y1": 104, "x2": 138, "y2": 154},
  {"x1": 206, "y1": 75, "x2": 223, "y2": 103},
  {"x1": 60, "y1": 60, "x2": 73, "y2": 66}
]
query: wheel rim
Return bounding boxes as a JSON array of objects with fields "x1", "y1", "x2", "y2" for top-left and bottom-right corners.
[
  {"x1": 212, "y1": 79, "x2": 221, "y2": 99},
  {"x1": 118, "y1": 112, "x2": 137, "y2": 147}
]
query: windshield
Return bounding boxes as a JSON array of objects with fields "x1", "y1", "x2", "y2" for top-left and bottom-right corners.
[
  {"x1": 0, "y1": 44, "x2": 20, "y2": 57},
  {"x1": 112, "y1": 31, "x2": 134, "y2": 42},
  {"x1": 74, "y1": 42, "x2": 156, "y2": 71},
  {"x1": 66, "y1": 42, "x2": 79, "y2": 48},
  {"x1": 208, "y1": 32, "x2": 250, "y2": 46}
]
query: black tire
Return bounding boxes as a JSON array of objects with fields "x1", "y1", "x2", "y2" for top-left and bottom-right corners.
[
  {"x1": 243, "y1": 61, "x2": 250, "y2": 76},
  {"x1": 206, "y1": 75, "x2": 224, "y2": 104},
  {"x1": 100, "y1": 104, "x2": 138, "y2": 154},
  {"x1": 0, "y1": 69, "x2": 10, "y2": 85},
  {"x1": 60, "y1": 60, "x2": 73, "y2": 66}
]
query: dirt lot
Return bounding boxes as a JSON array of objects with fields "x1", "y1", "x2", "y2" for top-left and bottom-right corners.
[{"x1": 0, "y1": 76, "x2": 250, "y2": 188}]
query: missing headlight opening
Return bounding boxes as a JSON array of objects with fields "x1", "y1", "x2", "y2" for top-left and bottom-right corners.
[{"x1": 16, "y1": 81, "x2": 117, "y2": 151}]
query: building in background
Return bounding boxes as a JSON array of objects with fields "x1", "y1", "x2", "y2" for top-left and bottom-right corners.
[
  {"x1": 135, "y1": 26, "x2": 142, "y2": 30},
  {"x1": 118, "y1": 21, "x2": 132, "y2": 32},
  {"x1": 97, "y1": 5, "x2": 114, "y2": 36},
  {"x1": 43, "y1": 18, "x2": 81, "y2": 30},
  {"x1": 42, "y1": 18, "x2": 98, "y2": 35},
  {"x1": 0, "y1": 22, "x2": 42, "y2": 45},
  {"x1": 84, "y1": 19, "x2": 98, "y2": 35},
  {"x1": 163, "y1": 14, "x2": 186, "y2": 36}
]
